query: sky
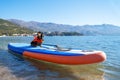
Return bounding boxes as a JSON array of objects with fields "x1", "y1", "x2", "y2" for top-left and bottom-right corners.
[{"x1": 1, "y1": 0, "x2": 120, "y2": 26}]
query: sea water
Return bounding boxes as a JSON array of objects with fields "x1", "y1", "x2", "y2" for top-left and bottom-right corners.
[{"x1": 0, "y1": 36, "x2": 120, "y2": 80}]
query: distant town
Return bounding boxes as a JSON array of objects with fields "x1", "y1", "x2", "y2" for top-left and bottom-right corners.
[{"x1": 0, "y1": 31, "x2": 83, "y2": 37}]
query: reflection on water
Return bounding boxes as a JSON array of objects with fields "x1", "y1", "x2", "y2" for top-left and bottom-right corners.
[
  {"x1": 24, "y1": 56, "x2": 105, "y2": 80},
  {"x1": 0, "y1": 50, "x2": 105, "y2": 80}
]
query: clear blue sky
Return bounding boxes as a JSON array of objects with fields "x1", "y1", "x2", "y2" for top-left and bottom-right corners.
[{"x1": 1, "y1": 0, "x2": 120, "y2": 26}]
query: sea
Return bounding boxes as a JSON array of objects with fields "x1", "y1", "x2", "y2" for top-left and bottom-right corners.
[{"x1": 0, "y1": 36, "x2": 120, "y2": 80}]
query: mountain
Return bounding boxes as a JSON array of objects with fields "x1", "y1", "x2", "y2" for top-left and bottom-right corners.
[
  {"x1": 8, "y1": 19, "x2": 75, "y2": 32},
  {"x1": 8, "y1": 19, "x2": 120, "y2": 35},
  {"x1": 0, "y1": 19, "x2": 33, "y2": 36}
]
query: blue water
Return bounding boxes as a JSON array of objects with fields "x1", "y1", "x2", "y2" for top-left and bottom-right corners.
[{"x1": 0, "y1": 36, "x2": 120, "y2": 80}]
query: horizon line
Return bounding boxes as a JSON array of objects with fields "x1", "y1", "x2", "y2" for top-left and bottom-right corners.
[{"x1": 1, "y1": 17, "x2": 120, "y2": 27}]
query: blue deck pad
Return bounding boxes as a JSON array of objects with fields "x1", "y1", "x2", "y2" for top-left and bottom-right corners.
[{"x1": 8, "y1": 43, "x2": 85, "y2": 56}]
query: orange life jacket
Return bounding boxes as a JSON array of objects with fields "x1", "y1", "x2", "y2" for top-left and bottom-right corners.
[{"x1": 32, "y1": 36, "x2": 43, "y2": 43}]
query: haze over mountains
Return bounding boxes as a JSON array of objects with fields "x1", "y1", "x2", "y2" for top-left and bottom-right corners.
[{"x1": 8, "y1": 19, "x2": 120, "y2": 36}]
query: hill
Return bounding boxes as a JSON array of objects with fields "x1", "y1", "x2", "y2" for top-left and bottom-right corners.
[
  {"x1": 8, "y1": 19, "x2": 120, "y2": 36},
  {"x1": 0, "y1": 19, "x2": 34, "y2": 36}
]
